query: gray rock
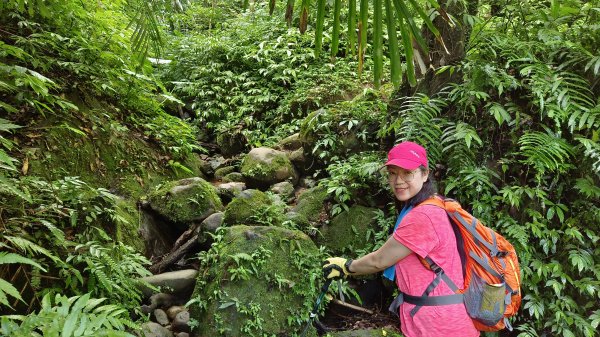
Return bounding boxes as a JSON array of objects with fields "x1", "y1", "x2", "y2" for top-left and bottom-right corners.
[
  {"x1": 299, "y1": 177, "x2": 317, "y2": 189},
  {"x1": 198, "y1": 212, "x2": 224, "y2": 243},
  {"x1": 175, "y1": 333, "x2": 189, "y2": 337},
  {"x1": 289, "y1": 148, "x2": 306, "y2": 167},
  {"x1": 217, "y1": 182, "x2": 246, "y2": 195},
  {"x1": 140, "y1": 270, "x2": 199, "y2": 297},
  {"x1": 172, "y1": 310, "x2": 191, "y2": 332},
  {"x1": 167, "y1": 305, "x2": 186, "y2": 320},
  {"x1": 153, "y1": 309, "x2": 170, "y2": 326},
  {"x1": 209, "y1": 155, "x2": 227, "y2": 172},
  {"x1": 270, "y1": 181, "x2": 295, "y2": 203},
  {"x1": 141, "y1": 322, "x2": 174, "y2": 337}
]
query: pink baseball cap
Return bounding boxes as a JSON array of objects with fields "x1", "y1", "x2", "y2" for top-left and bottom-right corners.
[{"x1": 385, "y1": 141, "x2": 428, "y2": 169}]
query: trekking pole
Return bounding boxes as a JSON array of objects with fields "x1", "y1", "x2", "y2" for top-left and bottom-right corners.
[{"x1": 299, "y1": 278, "x2": 332, "y2": 337}]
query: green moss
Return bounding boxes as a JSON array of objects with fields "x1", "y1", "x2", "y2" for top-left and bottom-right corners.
[
  {"x1": 318, "y1": 205, "x2": 379, "y2": 256},
  {"x1": 222, "y1": 172, "x2": 244, "y2": 183},
  {"x1": 114, "y1": 198, "x2": 144, "y2": 252},
  {"x1": 215, "y1": 166, "x2": 236, "y2": 180},
  {"x1": 27, "y1": 109, "x2": 203, "y2": 201},
  {"x1": 222, "y1": 190, "x2": 284, "y2": 227},
  {"x1": 293, "y1": 186, "x2": 328, "y2": 223},
  {"x1": 190, "y1": 225, "x2": 321, "y2": 337},
  {"x1": 146, "y1": 177, "x2": 223, "y2": 224}
]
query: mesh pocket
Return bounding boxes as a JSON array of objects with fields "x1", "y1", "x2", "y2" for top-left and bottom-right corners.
[{"x1": 464, "y1": 273, "x2": 506, "y2": 326}]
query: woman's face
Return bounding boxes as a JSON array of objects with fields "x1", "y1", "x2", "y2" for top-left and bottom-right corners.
[{"x1": 387, "y1": 165, "x2": 428, "y2": 201}]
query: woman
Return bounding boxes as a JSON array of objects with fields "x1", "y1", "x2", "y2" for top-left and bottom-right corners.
[{"x1": 322, "y1": 141, "x2": 479, "y2": 337}]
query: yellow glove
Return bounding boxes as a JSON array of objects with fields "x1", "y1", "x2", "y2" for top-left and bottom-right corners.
[{"x1": 322, "y1": 257, "x2": 354, "y2": 279}]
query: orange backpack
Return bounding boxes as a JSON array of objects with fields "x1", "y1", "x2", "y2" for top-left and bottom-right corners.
[{"x1": 390, "y1": 196, "x2": 521, "y2": 331}]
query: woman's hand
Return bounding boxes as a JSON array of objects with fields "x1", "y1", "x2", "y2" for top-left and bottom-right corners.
[{"x1": 322, "y1": 257, "x2": 354, "y2": 279}]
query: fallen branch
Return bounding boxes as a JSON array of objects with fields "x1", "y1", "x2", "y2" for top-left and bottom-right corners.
[
  {"x1": 331, "y1": 299, "x2": 374, "y2": 315},
  {"x1": 149, "y1": 234, "x2": 198, "y2": 274}
]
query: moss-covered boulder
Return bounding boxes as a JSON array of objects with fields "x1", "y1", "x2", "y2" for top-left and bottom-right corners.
[
  {"x1": 241, "y1": 147, "x2": 298, "y2": 189},
  {"x1": 145, "y1": 177, "x2": 223, "y2": 224},
  {"x1": 222, "y1": 189, "x2": 284, "y2": 227},
  {"x1": 216, "y1": 129, "x2": 249, "y2": 157},
  {"x1": 190, "y1": 225, "x2": 321, "y2": 337},
  {"x1": 292, "y1": 185, "x2": 329, "y2": 224},
  {"x1": 318, "y1": 205, "x2": 379, "y2": 256}
]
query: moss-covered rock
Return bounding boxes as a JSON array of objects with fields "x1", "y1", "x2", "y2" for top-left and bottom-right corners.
[
  {"x1": 145, "y1": 177, "x2": 223, "y2": 225},
  {"x1": 216, "y1": 129, "x2": 249, "y2": 157},
  {"x1": 214, "y1": 166, "x2": 236, "y2": 180},
  {"x1": 190, "y1": 225, "x2": 321, "y2": 337},
  {"x1": 318, "y1": 205, "x2": 379, "y2": 256},
  {"x1": 222, "y1": 172, "x2": 244, "y2": 183},
  {"x1": 222, "y1": 189, "x2": 284, "y2": 227},
  {"x1": 241, "y1": 147, "x2": 298, "y2": 189},
  {"x1": 270, "y1": 181, "x2": 295, "y2": 203},
  {"x1": 292, "y1": 185, "x2": 329, "y2": 224}
]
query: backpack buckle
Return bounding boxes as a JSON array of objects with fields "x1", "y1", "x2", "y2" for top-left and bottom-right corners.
[{"x1": 430, "y1": 264, "x2": 443, "y2": 275}]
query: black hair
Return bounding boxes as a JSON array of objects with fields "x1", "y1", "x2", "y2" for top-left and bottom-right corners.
[{"x1": 404, "y1": 165, "x2": 438, "y2": 208}]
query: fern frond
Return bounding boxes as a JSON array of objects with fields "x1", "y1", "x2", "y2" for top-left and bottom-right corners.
[
  {"x1": 518, "y1": 130, "x2": 575, "y2": 174},
  {"x1": 2, "y1": 236, "x2": 63, "y2": 265},
  {"x1": 0, "y1": 252, "x2": 45, "y2": 271},
  {"x1": 386, "y1": 93, "x2": 446, "y2": 166},
  {"x1": 441, "y1": 121, "x2": 483, "y2": 152},
  {"x1": 575, "y1": 177, "x2": 600, "y2": 199},
  {"x1": 568, "y1": 102, "x2": 600, "y2": 133},
  {"x1": 576, "y1": 137, "x2": 600, "y2": 175},
  {"x1": 0, "y1": 278, "x2": 24, "y2": 308}
]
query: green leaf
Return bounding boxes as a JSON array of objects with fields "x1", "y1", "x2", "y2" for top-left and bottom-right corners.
[{"x1": 0, "y1": 278, "x2": 24, "y2": 307}]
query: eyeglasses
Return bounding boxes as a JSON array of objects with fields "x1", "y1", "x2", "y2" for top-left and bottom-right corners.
[{"x1": 380, "y1": 168, "x2": 417, "y2": 182}]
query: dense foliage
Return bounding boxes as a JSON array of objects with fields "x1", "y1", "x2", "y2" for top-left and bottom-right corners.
[{"x1": 1, "y1": 0, "x2": 599, "y2": 336}]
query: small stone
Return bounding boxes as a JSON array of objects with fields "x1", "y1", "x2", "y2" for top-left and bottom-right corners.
[
  {"x1": 270, "y1": 181, "x2": 295, "y2": 203},
  {"x1": 299, "y1": 177, "x2": 317, "y2": 188},
  {"x1": 141, "y1": 321, "x2": 174, "y2": 337},
  {"x1": 175, "y1": 333, "x2": 189, "y2": 337},
  {"x1": 214, "y1": 166, "x2": 236, "y2": 180},
  {"x1": 153, "y1": 309, "x2": 169, "y2": 326},
  {"x1": 166, "y1": 305, "x2": 186, "y2": 320},
  {"x1": 172, "y1": 310, "x2": 191, "y2": 332}
]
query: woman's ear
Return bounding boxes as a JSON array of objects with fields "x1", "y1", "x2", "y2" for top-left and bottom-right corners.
[{"x1": 422, "y1": 169, "x2": 430, "y2": 182}]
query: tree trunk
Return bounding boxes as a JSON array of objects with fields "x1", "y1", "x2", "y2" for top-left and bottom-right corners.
[{"x1": 395, "y1": 0, "x2": 478, "y2": 97}]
